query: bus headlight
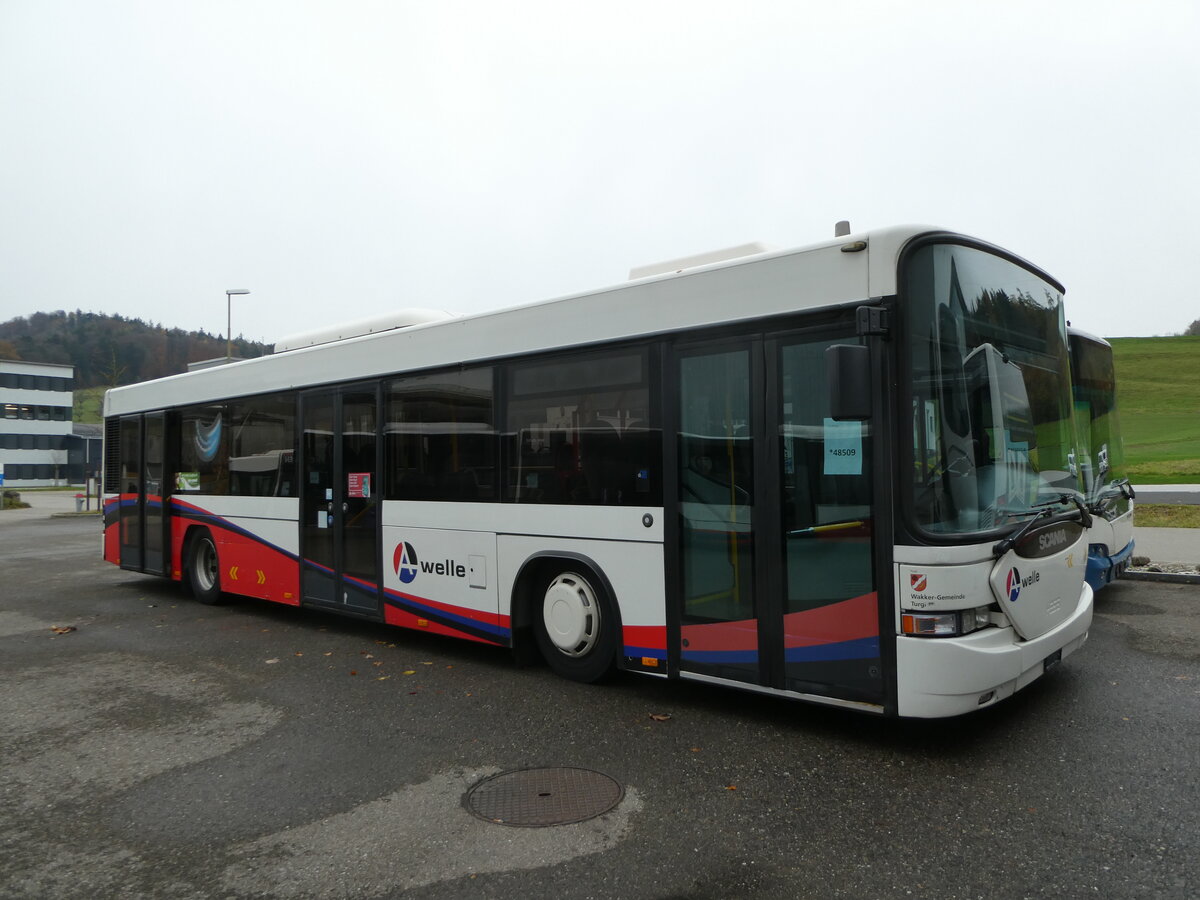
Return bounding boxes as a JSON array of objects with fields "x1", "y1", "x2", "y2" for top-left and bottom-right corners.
[{"x1": 901, "y1": 605, "x2": 992, "y2": 637}]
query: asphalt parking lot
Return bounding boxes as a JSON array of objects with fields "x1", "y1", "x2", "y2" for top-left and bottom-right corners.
[{"x1": 1, "y1": 513, "x2": 1198, "y2": 900}]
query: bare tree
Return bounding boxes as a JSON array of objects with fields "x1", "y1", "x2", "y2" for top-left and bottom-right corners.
[{"x1": 50, "y1": 449, "x2": 68, "y2": 486}]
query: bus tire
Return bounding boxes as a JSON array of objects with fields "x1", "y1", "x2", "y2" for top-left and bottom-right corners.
[
  {"x1": 534, "y1": 568, "x2": 617, "y2": 683},
  {"x1": 185, "y1": 529, "x2": 224, "y2": 605}
]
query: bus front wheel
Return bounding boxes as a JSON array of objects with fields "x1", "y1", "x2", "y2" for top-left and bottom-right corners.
[
  {"x1": 534, "y1": 569, "x2": 616, "y2": 683},
  {"x1": 185, "y1": 530, "x2": 224, "y2": 605}
]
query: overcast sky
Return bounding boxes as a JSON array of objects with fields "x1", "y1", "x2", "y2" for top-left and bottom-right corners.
[{"x1": 2, "y1": 0, "x2": 1197, "y2": 345}]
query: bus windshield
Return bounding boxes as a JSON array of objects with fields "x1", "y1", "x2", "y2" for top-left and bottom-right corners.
[
  {"x1": 1068, "y1": 332, "x2": 1130, "y2": 516},
  {"x1": 905, "y1": 242, "x2": 1077, "y2": 536}
]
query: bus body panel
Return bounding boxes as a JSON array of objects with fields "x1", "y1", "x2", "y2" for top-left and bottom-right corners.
[
  {"x1": 103, "y1": 497, "x2": 120, "y2": 564},
  {"x1": 895, "y1": 560, "x2": 992, "y2": 615},
  {"x1": 380, "y1": 523, "x2": 505, "y2": 646},
  {"x1": 379, "y1": 501, "x2": 663, "y2": 545},
  {"x1": 987, "y1": 534, "x2": 1088, "y2": 641},
  {"x1": 170, "y1": 496, "x2": 302, "y2": 605},
  {"x1": 376, "y1": 501, "x2": 666, "y2": 655},
  {"x1": 497, "y1": 534, "x2": 668, "y2": 663}
]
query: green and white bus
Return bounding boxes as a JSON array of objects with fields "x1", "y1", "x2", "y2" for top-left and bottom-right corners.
[{"x1": 1068, "y1": 327, "x2": 1135, "y2": 591}]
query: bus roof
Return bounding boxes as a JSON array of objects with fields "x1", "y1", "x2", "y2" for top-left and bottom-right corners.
[
  {"x1": 103, "y1": 224, "x2": 984, "y2": 417},
  {"x1": 1068, "y1": 326, "x2": 1111, "y2": 348}
]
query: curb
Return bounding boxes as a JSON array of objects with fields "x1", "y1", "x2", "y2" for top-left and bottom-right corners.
[{"x1": 1123, "y1": 570, "x2": 1200, "y2": 586}]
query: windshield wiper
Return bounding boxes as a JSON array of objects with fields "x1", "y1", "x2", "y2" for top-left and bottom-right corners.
[
  {"x1": 993, "y1": 508, "x2": 1053, "y2": 558},
  {"x1": 1060, "y1": 492, "x2": 1094, "y2": 529},
  {"x1": 992, "y1": 494, "x2": 1092, "y2": 558},
  {"x1": 1088, "y1": 478, "x2": 1136, "y2": 513}
]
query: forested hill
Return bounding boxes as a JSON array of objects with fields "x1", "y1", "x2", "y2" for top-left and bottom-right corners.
[{"x1": 0, "y1": 310, "x2": 272, "y2": 388}]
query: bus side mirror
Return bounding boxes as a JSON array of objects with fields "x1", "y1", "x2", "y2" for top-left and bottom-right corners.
[{"x1": 827, "y1": 344, "x2": 871, "y2": 421}]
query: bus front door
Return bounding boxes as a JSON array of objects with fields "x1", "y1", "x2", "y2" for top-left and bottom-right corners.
[
  {"x1": 300, "y1": 386, "x2": 381, "y2": 617},
  {"x1": 673, "y1": 328, "x2": 883, "y2": 706},
  {"x1": 118, "y1": 412, "x2": 169, "y2": 576}
]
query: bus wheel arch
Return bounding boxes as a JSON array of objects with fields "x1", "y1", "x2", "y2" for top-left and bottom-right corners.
[
  {"x1": 183, "y1": 526, "x2": 224, "y2": 605},
  {"x1": 513, "y1": 554, "x2": 621, "y2": 683}
]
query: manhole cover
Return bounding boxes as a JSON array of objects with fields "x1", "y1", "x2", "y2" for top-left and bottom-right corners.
[{"x1": 465, "y1": 767, "x2": 624, "y2": 827}]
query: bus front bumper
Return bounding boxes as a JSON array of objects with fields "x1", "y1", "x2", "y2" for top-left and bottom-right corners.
[{"x1": 895, "y1": 583, "x2": 1094, "y2": 718}]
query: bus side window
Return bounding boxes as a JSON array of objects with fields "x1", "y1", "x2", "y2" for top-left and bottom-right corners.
[
  {"x1": 506, "y1": 348, "x2": 660, "y2": 506},
  {"x1": 385, "y1": 367, "x2": 496, "y2": 503},
  {"x1": 227, "y1": 393, "x2": 297, "y2": 497}
]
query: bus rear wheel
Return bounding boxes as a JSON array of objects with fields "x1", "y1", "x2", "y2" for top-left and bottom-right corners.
[
  {"x1": 185, "y1": 530, "x2": 224, "y2": 605},
  {"x1": 534, "y1": 569, "x2": 616, "y2": 683}
]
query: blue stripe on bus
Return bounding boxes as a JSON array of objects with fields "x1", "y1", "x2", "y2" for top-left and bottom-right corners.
[
  {"x1": 382, "y1": 587, "x2": 511, "y2": 641},
  {"x1": 784, "y1": 636, "x2": 880, "y2": 663},
  {"x1": 624, "y1": 645, "x2": 667, "y2": 659}
]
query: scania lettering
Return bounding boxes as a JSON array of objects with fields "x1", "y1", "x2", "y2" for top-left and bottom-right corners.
[
  {"x1": 103, "y1": 224, "x2": 1094, "y2": 718},
  {"x1": 1039, "y1": 531, "x2": 1068, "y2": 552}
]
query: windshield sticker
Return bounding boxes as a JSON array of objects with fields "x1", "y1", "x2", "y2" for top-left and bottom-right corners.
[{"x1": 823, "y1": 418, "x2": 862, "y2": 475}]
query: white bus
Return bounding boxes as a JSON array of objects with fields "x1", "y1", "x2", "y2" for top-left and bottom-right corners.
[
  {"x1": 1067, "y1": 328, "x2": 1136, "y2": 590},
  {"x1": 103, "y1": 224, "x2": 1094, "y2": 718}
]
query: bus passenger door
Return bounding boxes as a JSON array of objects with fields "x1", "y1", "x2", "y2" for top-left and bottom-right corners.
[
  {"x1": 775, "y1": 331, "x2": 882, "y2": 703},
  {"x1": 672, "y1": 327, "x2": 883, "y2": 705},
  {"x1": 674, "y1": 342, "x2": 763, "y2": 685},
  {"x1": 118, "y1": 416, "x2": 143, "y2": 571},
  {"x1": 142, "y1": 411, "x2": 168, "y2": 575},
  {"x1": 300, "y1": 386, "x2": 381, "y2": 616},
  {"x1": 118, "y1": 412, "x2": 169, "y2": 576}
]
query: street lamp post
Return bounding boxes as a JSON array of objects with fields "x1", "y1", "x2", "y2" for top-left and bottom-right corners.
[{"x1": 225, "y1": 289, "x2": 250, "y2": 359}]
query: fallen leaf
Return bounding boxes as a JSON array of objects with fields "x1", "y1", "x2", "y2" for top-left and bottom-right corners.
[
  {"x1": 350, "y1": 670, "x2": 358, "y2": 676},
  {"x1": 324, "y1": 652, "x2": 333, "y2": 657},
  {"x1": 421, "y1": 661, "x2": 433, "y2": 666},
  {"x1": 377, "y1": 676, "x2": 391, "y2": 681},
  {"x1": 404, "y1": 670, "x2": 417, "y2": 675},
  {"x1": 649, "y1": 713, "x2": 672, "y2": 722},
  {"x1": 50, "y1": 626, "x2": 76, "y2": 635},
  {"x1": 725, "y1": 785, "x2": 738, "y2": 791},
  {"x1": 361, "y1": 652, "x2": 374, "y2": 659},
  {"x1": 294, "y1": 652, "x2": 303, "y2": 657},
  {"x1": 265, "y1": 658, "x2": 280, "y2": 664},
  {"x1": 373, "y1": 661, "x2": 384, "y2": 667},
  {"x1": 690, "y1": 748, "x2": 701, "y2": 753}
]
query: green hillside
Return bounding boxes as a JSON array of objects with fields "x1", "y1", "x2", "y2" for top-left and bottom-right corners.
[
  {"x1": 1111, "y1": 335, "x2": 1200, "y2": 484},
  {"x1": 74, "y1": 386, "x2": 106, "y2": 424},
  {"x1": 0, "y1": 310, "x2": 270, "y2": 388}
]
